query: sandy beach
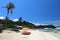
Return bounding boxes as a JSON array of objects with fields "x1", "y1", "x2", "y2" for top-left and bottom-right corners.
[{"x1": 0, "y1": 30, "x2": 60, "y2": 40}]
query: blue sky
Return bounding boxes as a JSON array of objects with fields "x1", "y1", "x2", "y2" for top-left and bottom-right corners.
[{"x1": 0, "y1": 0, "x2": 60, "y2": 26}]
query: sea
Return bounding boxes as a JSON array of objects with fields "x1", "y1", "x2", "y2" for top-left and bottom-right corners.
[
  {"x1": 39, "y1": 27, "x2": 60, "y2": 37},
  {"x1": 31, "y1": 27, "x2": 60, "y2": 36}
]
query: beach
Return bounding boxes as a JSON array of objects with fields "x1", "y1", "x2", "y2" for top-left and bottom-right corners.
[{"x1": 0, "y1": 30, "x2": 60, "y2": 40}]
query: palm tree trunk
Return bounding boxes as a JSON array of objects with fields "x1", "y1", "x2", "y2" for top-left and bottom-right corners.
[{"x1": 5, "y1": 12, "x2": 9, "y2": 29}]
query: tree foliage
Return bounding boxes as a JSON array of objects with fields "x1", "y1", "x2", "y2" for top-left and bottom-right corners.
[{"x1": 0, "y1": 18, "x2": 56, "y2": 29}]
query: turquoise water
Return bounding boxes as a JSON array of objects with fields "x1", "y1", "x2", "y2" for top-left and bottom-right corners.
[{"x1": 42, "y1": 27, "x2": 60, "y2": 35}]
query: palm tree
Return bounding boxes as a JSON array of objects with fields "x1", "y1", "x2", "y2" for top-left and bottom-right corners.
[
  {"x1": 3, "y1": 2, "x2": 15, "y2": 28},
  {"x1": 18, "y1": 17, "x2": 23, "y2": 22},
  {"x1": 6, "y1": 2, "x2": 15, "y2": 18},
  {"x1": 3, "y1": 2, "x2": 15, "y2": 18}
]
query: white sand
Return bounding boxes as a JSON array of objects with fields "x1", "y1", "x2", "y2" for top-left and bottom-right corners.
[{"x1": 0, "y1": 30, "x2": 60, "y2": 40}]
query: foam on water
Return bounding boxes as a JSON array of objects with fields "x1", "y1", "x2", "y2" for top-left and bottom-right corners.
[{"x1": 41, "y1": 27, "x2": 60, "y2": 35}]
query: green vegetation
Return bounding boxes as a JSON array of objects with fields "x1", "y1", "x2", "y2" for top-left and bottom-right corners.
[
  {"x1": 35, "y1": 25, "x2": 56, "y2": 29},
  {"x1": 0, "y1": 18, "x2": 56, "y2": 29}
]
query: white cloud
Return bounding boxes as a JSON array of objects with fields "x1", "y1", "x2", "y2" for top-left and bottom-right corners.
[
  {"x1": 40, "y1": 24, "x2": 49, "y2": 25},
  {"x1": 33, "y1": 23, "x2": 48, "y2": 26},
  {"x1": 30, "y1": 20, "x2": 60, "y2": 26},
  {"x1": 0, "y1": 16, "x2": 5, "y2": 19},
  {"x1": 33, "y1": 23, "x2": 40, "y2": 26},
  {"x1": 29, "y1": 21, "x2": 48, "y2": 26},
  {"x1": 43, "y1": 20, "x2": 60, "y2": 26},
  {"x1": 13, "y1": 19, "x2": 18, "y2": 21}
]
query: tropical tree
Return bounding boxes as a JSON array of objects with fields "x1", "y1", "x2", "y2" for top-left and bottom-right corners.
[
  {"x1": 18, "y1": 17, "x2": 23, "y2": 22},
  {"x1": 3, "y1": 2, "x2": 15, "y2": 28},
  {"x1": 5, "y1": 2, "x2": 15, "y2": 18}
]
